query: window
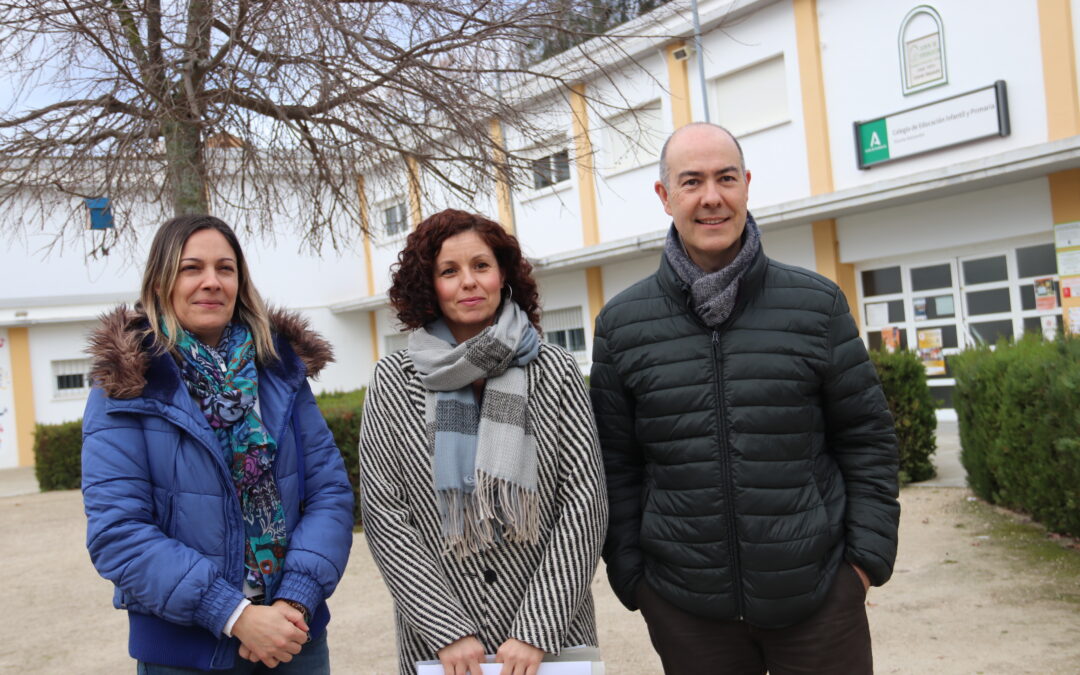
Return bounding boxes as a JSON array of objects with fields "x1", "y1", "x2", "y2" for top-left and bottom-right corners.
[
  {"x1": 711, "y1": 55, "x2": 789, "y2": 137},
  {"x1": 531, "y1": 150, "x2": 571, "y2": 189},
  {"x1": 604, "y1": 101, "x2": 664, "y2": 172},
  {"x1": 861, "y1": 266, "x2": 902, "y2": 297},
  {"x1": 53, "y1": 359, "x2": 92, "y2": 399},
  {"x1": 383, "y1": 201, "x2": 409, "y2": 237},
  {"x1": 542, "y1": 307, "x2": 586, "y2": 353}
]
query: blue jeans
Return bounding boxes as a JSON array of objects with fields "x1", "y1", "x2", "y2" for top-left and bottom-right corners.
[{"x1": 137, "y1": 630, "x2": 330, "y2": 674}]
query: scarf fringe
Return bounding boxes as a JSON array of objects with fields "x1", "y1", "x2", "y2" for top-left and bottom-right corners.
[{"x1": 439, "y1": 472, "x2": 542, "y2": 559}]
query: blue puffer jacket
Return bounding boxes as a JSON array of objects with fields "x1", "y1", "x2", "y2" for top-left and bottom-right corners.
[{"x1": 82, "y1": 307, "x2": 354, "y2": 671}]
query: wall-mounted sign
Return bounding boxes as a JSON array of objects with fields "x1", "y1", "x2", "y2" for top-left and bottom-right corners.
[
  {"x1": 899, "y1": 5, "x2": 947, "y2": 95},
  {"x1": 854, "y1": 81, "x2": 1009, "y2": 169}
]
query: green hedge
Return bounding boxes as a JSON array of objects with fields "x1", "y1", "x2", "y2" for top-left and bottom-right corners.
[
  {"x1": 952, "y1": 335, "x2": 1080, "y2": 537},
  {"x1": 34, "y1": 389, "x2": 367, "y2": 527},
  {"x1": 869, "y1": 349, "x2": 937, "y2": 484},
  {"x1": 34, "y1": 420, "x2": 83, "y2": 491},
  {"x1": 314, "y1": 388, "x2": 366, "y2": 525}
]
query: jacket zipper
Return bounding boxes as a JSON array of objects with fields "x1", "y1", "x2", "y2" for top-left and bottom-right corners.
[{"x1": 712, "y1": 330, "x2": 744, "y2": 620}]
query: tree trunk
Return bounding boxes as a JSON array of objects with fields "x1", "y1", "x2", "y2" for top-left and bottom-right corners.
[{"x1": 163, "y1": 118, "x2": 208, "y2": 216}]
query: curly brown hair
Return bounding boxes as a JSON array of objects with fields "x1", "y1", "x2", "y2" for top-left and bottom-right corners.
[{"x1": 389, "y1": 209, "x2": 541, "y2": 332}]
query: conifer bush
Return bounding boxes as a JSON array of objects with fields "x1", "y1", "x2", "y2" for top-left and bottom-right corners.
[
  {"x1": 952, "y1": 335, "x2": 1080, "y2": 537},
  {"x1": 315, "y1": 388, "x2": 366, "y2": 525},
  {"x1": 34, "y1": 420, "x2": 83, "y2": 491},
  {"x1": 869, "y1": 349, "x2": 937, "y2": 484}
]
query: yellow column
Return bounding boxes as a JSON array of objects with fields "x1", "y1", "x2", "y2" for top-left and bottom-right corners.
[
  {"x1": 1038, "y1": 0, "x2": 1080, "y2": 140},
  {"x1": 570, "y1": 83, "x2": 600, "y2": 248},
  {"x1": 1049, "y1": 170, "x2": 1080, "y2": 224},
  {"x1": 357, "y1": 175, "x2": 381, "y2": 365},
  {"x1": 406, "y1": 156, "x2": 423, "y2": 227},
  {"x1": 794, "y1": 0, "x2": 834, "y2": 196},
  {"x1": 358, "y1": 176, "x2": 376, "y2": 297},
  {"x1": 665, "y1": 42, "x2": 693, "y2": 130},
  {"x1": 812, "y1": 221, "x2": 861, "y2": 327},
  {"x1": 369, "y1": 312, "x2": 380, "y2": 362},
  {"x1": 794, "y1": 0, "x2": 859, "y2": 326},
  {"x1": 1038, "y1": 1, "x2": 1080, "y2": 332},
  {"x1": 8, "y1": 327, "x2": 36, "y2": 467},
  {"x1": 585, "y1": 267, "x2": 606, "y2": 335},
  {"x1": 489, "y1": 119, "x2": 517, "y2": 234},
  {"x1": 569, "y1": 83, "x2": 606, "y2": 332}
]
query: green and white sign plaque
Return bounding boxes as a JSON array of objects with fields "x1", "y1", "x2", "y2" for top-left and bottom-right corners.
[{"x1": 855, "y1": 81, "x2": 1009, "y2": 169}]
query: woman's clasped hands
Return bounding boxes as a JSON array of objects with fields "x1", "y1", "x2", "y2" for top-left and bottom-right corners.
[{"x1": 233, "y1": 600, "x2": 310, "y2": 668}]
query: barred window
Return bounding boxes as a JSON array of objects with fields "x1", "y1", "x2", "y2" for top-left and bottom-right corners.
[{"x1": 53, "y1": 358, "x2": 92, "y2": 399}]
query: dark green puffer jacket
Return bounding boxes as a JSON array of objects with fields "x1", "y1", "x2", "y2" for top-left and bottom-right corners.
[{"x1": 590, "y1": 246, "x2": 899, "y2": 629}]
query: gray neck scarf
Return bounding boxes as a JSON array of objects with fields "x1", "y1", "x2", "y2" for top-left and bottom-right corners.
[
  {"x1": 408, "y1": 299, "x2": 541, "y2": 559},
  {"x1": 664, "y1": 213, "x2": 761, "y2": 327}
]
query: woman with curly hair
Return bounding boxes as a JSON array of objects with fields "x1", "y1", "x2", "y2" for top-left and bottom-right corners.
[{"x1": 360, "y1": 209, "x2": 607, "y2": 675}]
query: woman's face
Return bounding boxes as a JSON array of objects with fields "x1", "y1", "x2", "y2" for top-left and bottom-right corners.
[
  {"x1": 433, "y1": 229, "x2": 505, "y2": 343},
  {"x1": 170, "y1": 228, "x2": 239, "y2": 347}
]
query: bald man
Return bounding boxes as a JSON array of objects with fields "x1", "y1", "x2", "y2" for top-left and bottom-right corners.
[{"x1": 590, "y1": 123, "x2": 899, "y2": 674}]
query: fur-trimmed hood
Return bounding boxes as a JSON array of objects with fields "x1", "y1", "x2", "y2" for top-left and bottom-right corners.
[{"x1": 87, "y1": 305, "x2": 334, "y2": 399}]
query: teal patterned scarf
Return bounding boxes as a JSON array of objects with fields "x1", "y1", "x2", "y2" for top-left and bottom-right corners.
[{"x1": 169, "y1": 321, "x2": 287, "y2": 599}]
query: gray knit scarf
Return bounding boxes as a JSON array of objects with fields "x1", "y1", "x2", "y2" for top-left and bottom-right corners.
[
  {"x1": 407, "y1": 299, "x2": 542, "y2": 559},
  {"x1": 664, "y1": 213, "x2": 761, "y2": 327}
]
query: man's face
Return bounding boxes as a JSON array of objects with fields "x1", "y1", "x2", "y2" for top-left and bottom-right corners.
[{"x1": 655, "y1": 126, "x2": 751, "y2": 272}]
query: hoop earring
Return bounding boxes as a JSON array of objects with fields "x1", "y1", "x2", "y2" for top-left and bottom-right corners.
[{"x1": 504, "y1": 283, "x2": 513, "y2": 301}]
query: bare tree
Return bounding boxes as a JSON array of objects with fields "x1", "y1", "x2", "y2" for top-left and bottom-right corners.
[{"x1": 0, "y1": 0, "x2": 673, "y2": 254}]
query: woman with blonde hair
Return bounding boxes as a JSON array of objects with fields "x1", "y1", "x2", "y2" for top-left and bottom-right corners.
[
  {"x1": 360, "y1": 209, "x2": 607, "y2": 675},
  {"x1": 82, "y1": 214, "x2": 354, "y2": 673}
]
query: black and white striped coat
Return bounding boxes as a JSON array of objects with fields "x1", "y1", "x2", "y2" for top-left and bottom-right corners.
[{"x1": 360, "y1": 344, "x2": 607, "y2": 673}]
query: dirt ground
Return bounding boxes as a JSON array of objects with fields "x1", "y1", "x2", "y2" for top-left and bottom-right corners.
[{"x1": 3, "y1": 484, "x2": 1079, "y2": 674}]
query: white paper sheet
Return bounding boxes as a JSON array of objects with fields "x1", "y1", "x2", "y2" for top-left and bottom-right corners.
[{"x1": 416, "y1": 662, "x2": 599, "y2": 675}]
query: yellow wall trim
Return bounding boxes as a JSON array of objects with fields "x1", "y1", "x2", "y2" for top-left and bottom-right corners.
[
  {"x1": 357, "y1": 176, "x2": 377, "y2": 296},
  {"x1": 1048, "y1": 169, "x2": 1080, "y2": 224},
  {"x1": 1038, "y1": 0, "x2": 1080, "y2": 140},
  {"x1": 369, "y1": 311, "x2": 380, "y2": 363},
  {"x1": 812, "y1": 220, "x2": 861, "y2": 329},
  {"x1": 665, "y1": 42, "x2": 693, "y2": 130},
  {"x1": 570, "y1": 83, "x2": 601, "y2": 248},
  {"x1": 8, "y1": 327, "x2": 36, "y2": 467},
  {"x1": 489, "y1": 119, "x2": 517, "y2": 234},
  {"x1": 793, "y1": 0, "x2": 835, "y2": 196},
  {"x1": 585, "y1": 267, "x2": 605, "y2": 333},
  {"x1": 406, "y1": 156, "x2": 423, "y2": 227}
]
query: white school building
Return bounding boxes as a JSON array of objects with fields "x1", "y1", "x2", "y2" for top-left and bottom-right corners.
[{"x1": 2, "y1": 0, "x2": 1079, "y2": 468}]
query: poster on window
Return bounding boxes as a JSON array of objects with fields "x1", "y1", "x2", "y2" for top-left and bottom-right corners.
[
  {"x1": 913, "y1": 297, "x2": 928, "y2": 321},
  {"x1": 1033, "y1": 277, "x2": 1057, "y2": 310},
  {"x1": 881, "y1": 327, "x2": 902, "y2": 354},
  {"x1": 916, "y1": 327, "x2": 945, "y2": 376},
  {"x1": 1041, "y1": 315, "x2": 1058, "y2": 341}
]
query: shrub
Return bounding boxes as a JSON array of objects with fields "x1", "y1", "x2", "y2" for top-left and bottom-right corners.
[
  {"x1": 952, "y1": 335, "x2": 1080, "y2": 537},
  {"x1": 869, "y1": 349, "x2": 937, "y2": 484},
  {"x1": 34, "y1": 420, "x2": 83, "y2": 491},
  {"x1": 315, "y1": 388, "x2": 366, "y2": 525}
]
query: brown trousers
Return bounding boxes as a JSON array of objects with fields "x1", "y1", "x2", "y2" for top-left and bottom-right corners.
[{"x1": 636, "y1": 563, "x2": 873, "y2": 675}]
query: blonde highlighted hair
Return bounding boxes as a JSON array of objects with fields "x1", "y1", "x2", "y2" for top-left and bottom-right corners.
[{"x1": 139, "y1": 215, "x2": 278, "y2": 363}]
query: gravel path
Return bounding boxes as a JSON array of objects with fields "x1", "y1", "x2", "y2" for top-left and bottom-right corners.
[{"x1": 3, "y1": 426, "x2": 1078, "y2": 673}]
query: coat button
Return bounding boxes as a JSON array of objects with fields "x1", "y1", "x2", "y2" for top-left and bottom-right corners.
[{"x1": 483, "y1": 569, "x2": 497, "y2": 584}]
